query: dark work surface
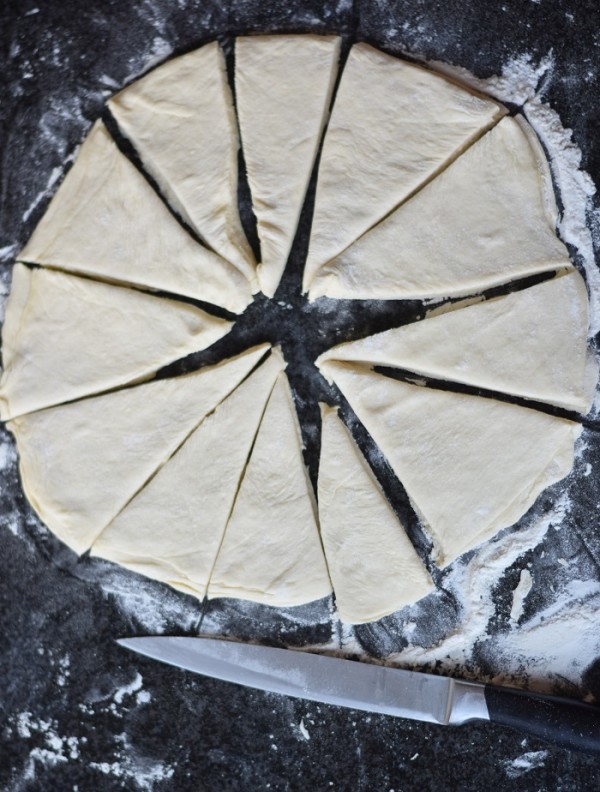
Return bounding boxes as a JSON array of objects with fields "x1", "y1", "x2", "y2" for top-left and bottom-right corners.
[{"x1": 2, "y1": 1, "x2": 600, "y2": 790}]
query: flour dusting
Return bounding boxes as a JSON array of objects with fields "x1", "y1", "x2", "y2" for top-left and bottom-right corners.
[
  {"x1": 510, "y1": 569, "x2": 533, "y2": 623},
  {"x1": 389, "y1": 493, "x2": 570, "y2": 672},
  {"x1": 502, "y1": 750, "x2": 548, "y2": 779}
]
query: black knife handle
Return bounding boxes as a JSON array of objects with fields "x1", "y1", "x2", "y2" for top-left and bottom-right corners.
[{"x1": 484, "y1": 684, "x2": 600, "y2": 753}]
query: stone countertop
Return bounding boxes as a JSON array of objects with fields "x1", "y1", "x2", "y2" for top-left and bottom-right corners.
[{"x1": 1, "y1": 0, "x2": 600, "y2": 789}]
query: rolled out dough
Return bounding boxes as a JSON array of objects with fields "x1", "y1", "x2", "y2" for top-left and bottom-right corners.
[
  {"x1": 91, "y1": 349, "x2": 285, "y2": 599},
  {"x1": 323, "y1": 361, "x2": 580, "y2": 567},
  {"x1": 303, "y1": 41, "x2": 505, "y2": 290},
  {"x1": 109, "y1": 42, "x2": 256, "y2": 284},
  {"x1": 18, "y1": 122, "x2": 252, "y2": 314},
  {"x1": 235, "y1": 34, "x2": 341, "y2": 297},
  {"x1": 208, "y1": 372, "x2": 332, "y2": 606},
  {"x1": 319, "y1": 405, "x2": 434, "y2": 623},
  {"x1": 318, "y1": 271, "x2": 593, "y2": 413},
  {"x1": 0, "y1": 265, "x2": 232, "y2": 420},
  {"x1": 309, "y1": 116, "x2": 568, "y2": 300},
  {"x1": 7, "y1": 345, "x2": 269, "y2": 554}
]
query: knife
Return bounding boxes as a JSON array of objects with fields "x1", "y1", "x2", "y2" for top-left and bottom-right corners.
[{"x1": 117, "y1": 636, "x2": 600, "y2": 753}]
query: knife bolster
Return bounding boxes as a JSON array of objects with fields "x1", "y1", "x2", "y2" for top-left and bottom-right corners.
[{"x1": 448, "y1": 680, "x2": 489, "y2": 725}]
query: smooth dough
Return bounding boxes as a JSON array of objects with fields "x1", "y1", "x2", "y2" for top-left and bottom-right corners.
[
  {"x1": 0, "y1": 265, "x2": 232, "y2": 420},
  {"x1": 319, "y1": 405, "x2": 434, "y2": 623},
  {"x1": 318, "y1": 271, "x2": 593, "y2": 413},
  {"x1": 91, "y1": 349, "x2": 285, "y2": 599},
  {"x1": 7, "y1": 345, "x2": 270, "y2": 554},
  {"x1": 309, "y1": 116, "x2": 568, "y2": 300},
  {"x1": 235, "y1": 34, "x2": 341, "y2": 297},
  {"x1": 208, "y1": 372, "x2": 332, "y2": 606},
  {"x1": 322, "y1": 361, "x2": 581, "y2": 567},
  {"x1": 303, "y1": 42, "x2": 505, "y2": 290},
  {"x1": 18, "y1": 122, "x2": 252, "y2": 314},
  {"x1": 109, "y1": 42, "x2": 256, "y2": 284}
]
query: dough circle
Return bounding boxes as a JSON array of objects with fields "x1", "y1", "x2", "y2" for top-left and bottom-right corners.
[{"x1": 0, "y1": 37, "x2": 593, "y2": 624}]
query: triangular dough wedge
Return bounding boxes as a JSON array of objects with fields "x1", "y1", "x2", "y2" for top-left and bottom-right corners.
[
  {"x1": 0, "y1": 265, "x2": 232, "y2": 420},
  {"x1": 91, "y1": 349, "x2": 285, "y2": 599},
  {"x1": 309, "y1": 116, "x2": 568, "y2": 300},
  {"x1": 109, "y1": 43, "x2": 256, "y2": 283},
  {"x1": 318, "y1": 271, "x2": 592, "y2": 413},
  {"x1": 208, "y1": 373, "x2": 332, "y2": 606},
  {"x1": 7, "y1": 345, "x2": 269, "y2": 554},
  {"x1": 235, "y1": 34, "x2": 341, "y2": 297},
  {"x1": 319, "y1": 405, "x2": 434, "y2": 623},
  {"x1": 18, "y1": 122, "x2": 252, "y2": 314},
  {"x1": 323, "y1": 362, "x2": 580, "y2": 567},
  {"x1": 303, "y1": 42, "x2": 505, "y2": 289}
]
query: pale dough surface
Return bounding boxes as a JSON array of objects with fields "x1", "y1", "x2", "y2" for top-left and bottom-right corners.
[
  {"x1": 7, "y1": 346, "x2": 269, "y2": 554},
  {"x1": 303, "y1": 42, "x2": 505, "y2": 290},
  {"x1": 18, "y1": 122, "x2": 252, "y2": 314},
  {"x1": 235, "y1": 34, "x2": 340, "y2": 297},
  {"x1": 208, "y1": 373, "x2": 332, "y2": 606},
  {"x1": 309, "y1": 116, "x2": 568, "y2": 300},
  {"x1": 0, "y1": 265, "x2": 232, "y2": 420},
  {"x1": 91, "y1": 349, "x2": 285, "y2": 599},
  {"x1": 319, "y1": 271, "x2": 593, "y2": 413},
  {"x1": 319, "y1": 405, "x2": 434, "y2": 623},
  {"x1": 323, "y1": 361, "x2": 580, "y2": 567},
  {"x1": 109, "y1": 42, "x2": 256, "y2": 284}
]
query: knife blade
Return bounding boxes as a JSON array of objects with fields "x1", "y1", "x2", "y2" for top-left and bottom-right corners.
[{"x1": 117, "y1": 636, "x2": 600, "y2": 753}]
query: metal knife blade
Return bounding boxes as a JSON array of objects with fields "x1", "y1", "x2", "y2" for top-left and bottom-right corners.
[{"x1": 116, "y1": 636, "x2": 487, "y2": 726}]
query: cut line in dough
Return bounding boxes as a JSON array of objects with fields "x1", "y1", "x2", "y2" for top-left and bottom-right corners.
[
  {"x1": 18, "y1": 121, "x2": 252, "y2": 314},
  {"x1": 308, "y1": 116, "x2": 568, "y2": 301},
  {"x1": 91, "y1": 349, "x2": 285, "y2": 599},
  {"x1": 235, "y1": 34, "x2": 341, "y2": 297},
  {"x1": 208, "y1": 372, "x2": 332, "y2": 606},
  {"x1": 318, "y1": 271, "x2": 594, "y2": 413},
  {"x1": 0, "y1": 265, "x2": 232, "y2": 420},
  {"x1": 109, "y1": 42, "x2": 257, "y2": 285},
  {"x1": 323, "y1": 361, "x2": 581, "y2": 567},
  {"x1": 7, "y1": 345, "x2": 270, "y2": 554},
  {"x1": 303, "y1": 41, "x2": 505, "y2": 290},
  {"x1": 319, "y1": 405, "x2": 434, "y2": 623}
]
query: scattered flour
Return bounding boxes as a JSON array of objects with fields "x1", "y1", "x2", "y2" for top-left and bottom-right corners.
[
  {"x1": 10, "y1": 712, "x2": 81, "y2": 785},
  {"x1": 502, "y1": 749, "x2": 548, "y2": 779},
  {"x1": 122, "y1": 36, "x2": 174, "y2": 86},
  {"x1": 510, "y1": 569, "x2": 533, "y2": 623},
  {"x1": 389, "y1": 493, "x2": 571, "y2": 675},
  {"x1": 490, "y1": 581, "x2": 600, "y2": 690},
  {"x1": 430, "y1": 52, "x2": 555, "y2": 106},
  {"x1": 298, "y1": 718, "x2": 310, "y2": 740},
  {"x1": 10, "y1": 675, "x2": 165, "y2": 790},
  {"x1": 88, "y1": 755, "x2": 175, "y2": 791},
  {"x1": 96, "y1": 569, "x2": 202, "y2": 633},
  {"x1": 113, "y1": 671, "x2": 144, "y2": 704}
]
